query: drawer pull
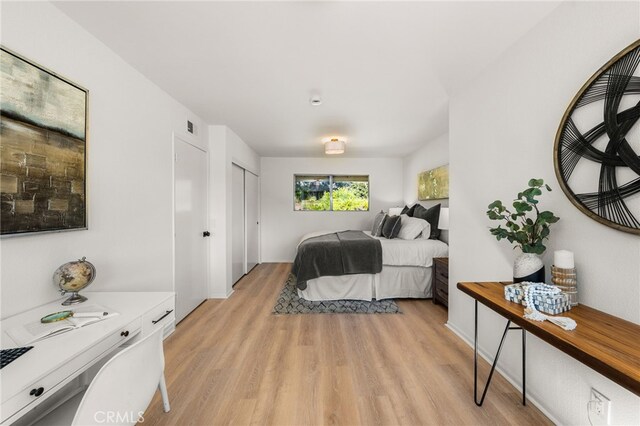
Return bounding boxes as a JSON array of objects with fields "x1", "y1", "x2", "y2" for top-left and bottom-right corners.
[
  {"x1": 120, "y1": 330, "x2": 130, "y2": 337},
  {"x1": 152, "y1": 310, "x2": 174, "y2": 325},
  {"x1": 29, "y1": 387, "x2": 44, "y2": 397}
]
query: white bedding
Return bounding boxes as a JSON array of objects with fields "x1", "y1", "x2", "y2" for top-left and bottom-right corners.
[
  {"x1": 363, "y1": 231, "x2": 448, "y2": 268},
  {"x1": 296, "y1": 230, "x2": 448, "y2": 301},
  {"x1": 299, "y1": 266, "x2": 433, "y2": 301},
  {"x1": 298, "y1": 230, "x2": 449, "y2": 268}
]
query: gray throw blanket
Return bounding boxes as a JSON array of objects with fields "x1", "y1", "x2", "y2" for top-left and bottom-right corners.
[{"x1": 292, "y1": 231, "x2": 383, "y2": 290}]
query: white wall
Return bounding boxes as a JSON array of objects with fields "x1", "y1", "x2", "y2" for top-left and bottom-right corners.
[
  {"x1": 448, "y1": 2, "x2": 640, "y2": 424},
  {"x1": 402, "y1": 132, "x2": 449, "y2": 207},
  {"x1": 0, "y1": 2, "x2": 207, "y2": 319},
  {"x1": 402, "y1": 133, "x2": 449, "y2": 242},
  {"x1": 261, "y1": 157, "x2": 403, "y2": 262},
  {"x1": 208, "y1": 125, "x2": 259, "y2": 297}
]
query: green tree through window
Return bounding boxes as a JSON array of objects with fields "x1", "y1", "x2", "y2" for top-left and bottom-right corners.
[{"x1": 294, "y1": 175, "x2": 369, "y2": 211}]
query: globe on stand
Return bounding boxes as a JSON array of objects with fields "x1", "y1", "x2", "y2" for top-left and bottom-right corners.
[{"x1": 53, "y1": 257, "x2": 96, "y2": 306}]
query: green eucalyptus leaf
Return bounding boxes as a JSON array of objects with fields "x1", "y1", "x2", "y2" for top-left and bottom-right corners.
[
  {"x1": 488, "y1": 200, "x2": 503, "y2": 210},
  {"x1": 487, "y1": 178, "x2": 557, "y2": 250},
  {"x1": 513, "y1": 201, "x2": 532, "y2": 213},
  {"x1": 528, "y1": 178, "x2": 544, "y2": 188}
]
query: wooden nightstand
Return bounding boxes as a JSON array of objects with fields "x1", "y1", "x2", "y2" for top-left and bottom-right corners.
[{"x1": 432, "y1": 257, "x2": 449, "y2": 307}]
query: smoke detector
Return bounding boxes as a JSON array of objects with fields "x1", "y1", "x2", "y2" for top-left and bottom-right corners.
[{"x1": 310, "y1": 95, "x2": 322, "y2": 106}]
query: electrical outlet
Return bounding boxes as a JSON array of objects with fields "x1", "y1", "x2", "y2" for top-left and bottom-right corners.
[{"x1": 588, "y1": 388, "x2": 611, "y2": 425}]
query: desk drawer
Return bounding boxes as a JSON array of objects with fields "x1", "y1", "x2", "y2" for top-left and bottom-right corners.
[
  {"x1": 1, "y1": 319, "x2": 140, "y2": 424},
  {"x1": 141, "y1": 297, "x2": 175, "y2": 338}
]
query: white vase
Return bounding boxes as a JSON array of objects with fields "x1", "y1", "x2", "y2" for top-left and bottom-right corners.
[{"x1": 513, "y1": 253, "x2": 545, "y2": 283}]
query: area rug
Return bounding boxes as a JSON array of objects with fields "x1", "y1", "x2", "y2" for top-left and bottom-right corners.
[{"x1": 272, "y1": 275, "x2": 401, "y2": 314}]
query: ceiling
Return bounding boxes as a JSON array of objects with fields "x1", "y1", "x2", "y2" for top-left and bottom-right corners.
[{"x1": 55, "y1": 1, "x2": 560, "y2": 158}]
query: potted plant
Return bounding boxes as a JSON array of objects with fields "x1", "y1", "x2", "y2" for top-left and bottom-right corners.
[{"x1": 486, "y1": 178, "x2": 560, "y2": 283}]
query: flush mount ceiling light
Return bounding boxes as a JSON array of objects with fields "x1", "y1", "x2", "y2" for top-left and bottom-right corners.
[{"x1": 324, "y1": 138, "x2": 345, "y2": 155}]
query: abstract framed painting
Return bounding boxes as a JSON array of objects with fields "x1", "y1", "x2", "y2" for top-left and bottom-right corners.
[
  {"x1": 418, "y1": 164, "x2": 449, "y2": 200},
  {"x1": 1, "y1": 47, "x2": 88, "y2": 236}
]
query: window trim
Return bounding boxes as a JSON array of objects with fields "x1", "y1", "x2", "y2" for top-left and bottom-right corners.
[{"x1": 293, "y1": 174, "x2": 370, "y2": 212}]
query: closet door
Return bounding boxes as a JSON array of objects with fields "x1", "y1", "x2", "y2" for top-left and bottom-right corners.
[
  {"x1": 174, "y1": 137, "x2": 208, "y2": 323},
  {"x1": 245, "y1": 171, "x2": 259, "y2": 273},
  {"x1": 231, "y1": 164, "x2": 245, "y2": 284}
]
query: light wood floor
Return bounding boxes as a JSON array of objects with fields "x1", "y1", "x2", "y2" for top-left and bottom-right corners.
[{"x1": 143, "y1": 263, "x2": 551, "y2": 426}]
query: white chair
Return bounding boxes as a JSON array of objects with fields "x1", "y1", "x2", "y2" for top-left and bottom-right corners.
[
  {"x1": 71, "y1": 327, "x2": 170, "y2": 425},
  {"x1": 34, "y1": 327, "x2": 171, "y2": 426}
]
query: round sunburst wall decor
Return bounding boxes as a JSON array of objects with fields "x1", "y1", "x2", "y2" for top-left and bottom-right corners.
[{"x1": 554, "y1": 39, "x2": 640, "y2": 235}]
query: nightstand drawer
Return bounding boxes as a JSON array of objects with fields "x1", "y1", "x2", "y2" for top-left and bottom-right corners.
[
  {"x1": 432, "y1": 257, "x2": 449, "y2": 307},
  {"x1": 435, "y1": 278, "x2": 449, "y2": 294},
  {"x1": 435, "y1": 287, "x2": 449, "y2": 305}
]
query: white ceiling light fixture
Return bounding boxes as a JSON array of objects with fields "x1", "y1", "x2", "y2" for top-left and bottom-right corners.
[{"x1": 324, "y1": 138, "x2": 345, "y2": 155}]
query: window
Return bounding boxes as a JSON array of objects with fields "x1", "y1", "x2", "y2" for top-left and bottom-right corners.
[{"x1": 294, "y1": 175, "x2": 369, "y2": 211}]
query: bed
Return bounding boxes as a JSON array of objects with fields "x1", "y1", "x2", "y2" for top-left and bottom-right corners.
[{"x1": 294, "y1": 230, "x2": 448, "y2": 301}]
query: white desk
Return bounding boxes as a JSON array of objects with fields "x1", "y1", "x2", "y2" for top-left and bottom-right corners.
[{"x1": 0, "y1": 292, "x2": 175, "y2": 425}]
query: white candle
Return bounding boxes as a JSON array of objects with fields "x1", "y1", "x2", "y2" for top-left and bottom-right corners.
[{"x1": 554, "y1": 250, "x2": 575, "y2": 269}]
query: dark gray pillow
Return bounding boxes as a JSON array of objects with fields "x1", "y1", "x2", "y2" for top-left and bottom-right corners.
[
  {"x1": 405, "y1": 204, "x2": 418, "y2": 217},
  {"x1": 371, "y1": 211, "x2": 387, "y2": 237},
  {"x1": 400, "y1": 205, "x2": 410, "y2": 215},
  {"x1": 382, "y1": 215, "x2": 402, "y2": 239},
  {"x1": 412, "y1": 203, "x2": 441, "y2": 239}
]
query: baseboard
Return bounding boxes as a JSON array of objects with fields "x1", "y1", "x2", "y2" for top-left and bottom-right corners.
[
  {"x1": 445, "y1": 321, "x2": 562, "y2": 426},
  {"x1": 208, "y1": 288, "x2": 234, "y2": 299}
]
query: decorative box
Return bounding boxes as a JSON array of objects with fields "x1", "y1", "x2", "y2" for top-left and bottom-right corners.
[{"x1": 504, "y1": 283, "x2": 572, "y2": 315}]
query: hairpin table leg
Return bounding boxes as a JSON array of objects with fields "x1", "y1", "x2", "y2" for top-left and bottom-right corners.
[
  {"x1": 522, "y1": 328, "x2": 526, "y2": 406},
  {"x1": 474, "y1": 300, "x2": 526, "y2": 406}
]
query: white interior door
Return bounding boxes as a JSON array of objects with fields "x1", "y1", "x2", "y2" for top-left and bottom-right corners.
[
  {"x1": 231, "y1": 164, "x2": 245, "y2": 284},
  {"x1": 245, "y1": 171, "x2": 259, "y2": 273},
  {"x1": 174, "y1": 137, "x2": 208, "y2": 323}
]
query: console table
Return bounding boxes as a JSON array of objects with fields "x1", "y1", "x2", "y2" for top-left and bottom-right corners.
[
  {"x1": 457, "y1": 281, "x2": 640, "y2": 406},
  {"x1": 0, "y1": 292, "x2": 175, "y2": 425}
]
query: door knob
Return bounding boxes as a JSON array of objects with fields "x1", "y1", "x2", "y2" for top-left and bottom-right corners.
[
  {"x1": 203, "y1": 231, "x2": 211, "y2": 237},
  {"x1": 30, "y1": 387, "x2": 44, "y2": 397}
]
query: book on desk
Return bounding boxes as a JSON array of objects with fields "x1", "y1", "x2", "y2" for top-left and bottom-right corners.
[{"x1": 6, "y1": 304, "x2": 119, "y2": 346}]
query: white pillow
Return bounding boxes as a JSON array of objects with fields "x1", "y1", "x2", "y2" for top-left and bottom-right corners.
[
  {"x1": 419, "y1": 222, "x2": 432, "y2": 239},
  {"x1": 397, "y1": 214, "x2": 429, "y2": 240}
]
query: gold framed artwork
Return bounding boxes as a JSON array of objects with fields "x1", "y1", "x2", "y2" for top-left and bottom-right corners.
[
  {"x1": 418, "y1": 164, "x2": 449, "y2": 200},
  {"x1": 1, "y1": 46, "x2": 88, "y2": 236}
]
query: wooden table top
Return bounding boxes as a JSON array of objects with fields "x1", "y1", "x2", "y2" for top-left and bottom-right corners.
[{"x1": 457, "y1": 281, "x2": 640, "y2": 397}]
